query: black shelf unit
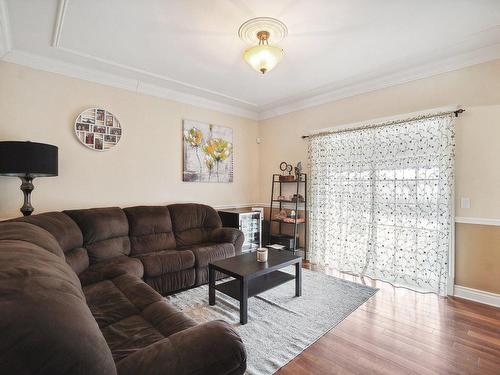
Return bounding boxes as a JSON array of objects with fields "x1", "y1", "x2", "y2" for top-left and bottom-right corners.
[{"x1": 267, "y1": 173, "x2": 307, "y2": 258}]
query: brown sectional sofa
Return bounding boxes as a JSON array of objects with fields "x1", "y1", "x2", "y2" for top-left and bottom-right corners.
[{"x1": 0, "y1": 203, "x2": 246, "y2": 375}]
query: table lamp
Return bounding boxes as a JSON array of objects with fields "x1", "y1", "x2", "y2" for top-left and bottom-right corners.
[{"x1": 0, "y1": 141, "x2": 58, "y2": 216}]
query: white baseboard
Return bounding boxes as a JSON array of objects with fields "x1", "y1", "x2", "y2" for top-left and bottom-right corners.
[{"x1": 453, "y1": 285, "x2": 500, "y2": 307}]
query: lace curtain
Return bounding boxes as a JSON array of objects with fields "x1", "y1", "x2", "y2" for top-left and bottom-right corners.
[{"x1": 308, "y1": 114, "x2": 455, "y2": 295}]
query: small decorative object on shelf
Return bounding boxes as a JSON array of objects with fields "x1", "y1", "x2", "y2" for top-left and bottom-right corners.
[
  {"x1": 290, "y1": 193, "x2": 305, "y2": 202},
  {"x1": 74, "y1": 108, "x2": 122, "y2": 151},
  {"x1": 294, "y1": 162, "x2": 302, "y2": 179},
  {"x1": 269, "y1": 234, "x2": 296, "y2": 250},
  {"x1": 274, "y1": 209, "x2": 288, "y2": 220},
  {"x1": 256, "y1": 248, "x2": 268, "y2": 262},
  {"x1": 268, "y1": 165, "x2": 307, "y2": 258},
  {"x1": 279, "y1": 161, "x2": 295, "y2": 182},
  {"x1": 281, "y1": 217, "x2": 305, "y2": 223}
]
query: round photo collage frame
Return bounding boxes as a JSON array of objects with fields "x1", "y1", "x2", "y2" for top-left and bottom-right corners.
[{"x1": 74, "y1": 108, "x2": 122, "y2": 151}]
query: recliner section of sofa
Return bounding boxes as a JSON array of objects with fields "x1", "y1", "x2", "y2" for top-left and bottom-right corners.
[
  {"x1": 0, "y1": 222, "x2": 117, "y2": 375},
  {"x1": 63, "y1": 207, "x2": 145, "y2": 286},
  {"x1": 168, "y1": 203, "x2": 223, "y2": 246},
  {"x1": 64, "y1": 207, "x2": 133, "y2": 262},
  {"x1": 184, "y1": 242, "x2": 236, "y2": 285},
  {"x1": 2, "y1": 203, "x2": 247, "y2": 375},
  {"x1": 168, "y1": 203, "x2": 244, "y2": 286},
  {"x1": 124, "y1": 205, "x2": 196, "y2": 294},
  {"x1": 17, "y1": 210, "x2": 145, "y2": 286},
  {"x1": 15, "y1": 211, "x2": 89, "y2": 273}
]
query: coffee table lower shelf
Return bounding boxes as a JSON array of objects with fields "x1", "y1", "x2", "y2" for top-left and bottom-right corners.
[{"x1": 214, "y1": 270, "x2": 295, "y2": 300}]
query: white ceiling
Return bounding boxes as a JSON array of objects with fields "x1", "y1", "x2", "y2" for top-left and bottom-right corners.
[{"x1": 1, "y1": 0, "x2": 500, "y2": 119}]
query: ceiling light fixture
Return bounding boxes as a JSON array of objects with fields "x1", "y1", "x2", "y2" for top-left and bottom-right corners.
[{"x1": 239, "y1": 17, "x2": 287, "y2": 74}]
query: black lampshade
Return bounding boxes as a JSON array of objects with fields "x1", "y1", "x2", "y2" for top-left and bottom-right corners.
[{"x1": 0, "y1": 141, "x2": 58, "y2": 177}]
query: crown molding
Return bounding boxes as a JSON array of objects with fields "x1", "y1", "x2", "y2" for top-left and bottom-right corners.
[
  {"x1": 51, "y1": 0, "x2": 258, "y2": 111},
  {"x1": 0, "y1": 0, "x2": 12, "y2": 58},
  {"x1": 1, "y1": 49, "x2": 260, "y2": 120},
  {"x1": 50, "y1": 0, "x2": 257, "y2": 109},
  {"x1": 258, "y1": 43, "x2": 500, "y2": 120},
  {"x1": 44, "y1": 0, "x2": 259, "y2": 119},
  {"x1": 2, "y1": 49, "x2": 138, "y2": 90},
  {"x1": 136, "y1": 81, "x2": 259, "y2": 119},
  {"x1": 54, "y1": 45, "x2": 259, "y2": 109},
  {"x1": 2, "y1": 0, "x2": 500, "y2": 121},
  {"x1": 3, "y1": 46, "x2": 500, "y2": 123}
]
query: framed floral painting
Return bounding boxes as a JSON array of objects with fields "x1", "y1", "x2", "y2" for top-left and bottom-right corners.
[{"x1": 182, "y1": 120, "x2": 233, "y2": 182}]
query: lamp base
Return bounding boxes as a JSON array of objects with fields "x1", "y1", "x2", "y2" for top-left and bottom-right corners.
[{"x1": 19, "y1": 176, "x2": 34, "y2": 216}]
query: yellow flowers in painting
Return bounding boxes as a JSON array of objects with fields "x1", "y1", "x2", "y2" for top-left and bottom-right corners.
[
  {"x1": 202, "y1": 138, "x2": 232, "y2": 162},
  {"x1": 184, "y1": 127, "x2": 203, "y2": 147},
  {"x1": 183, "y1": 127, "x2": 204, "y2": 179},
  {"x1": 183, "y1": 120, "x2": 233, "y2": 182}
]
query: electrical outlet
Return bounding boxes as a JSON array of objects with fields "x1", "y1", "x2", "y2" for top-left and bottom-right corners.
[{"x1": 460, "y1": 197, "x2": 470, "y2": 209}]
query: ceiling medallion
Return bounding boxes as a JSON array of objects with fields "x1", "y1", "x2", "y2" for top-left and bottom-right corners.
[{"x1": 238, "y1": 17, "x2": 288, "y2": 74}]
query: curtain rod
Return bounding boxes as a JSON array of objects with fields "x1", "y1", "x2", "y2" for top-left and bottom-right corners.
[{"x1": 301, "y1": 108, "x2": 464, "y2": 139}]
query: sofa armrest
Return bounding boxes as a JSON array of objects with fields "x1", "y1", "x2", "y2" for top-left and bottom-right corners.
[
  {"x1": 116, "y1": 320, "x2": 246, "y2": 375},
  {"x1": 211, "y1": 227, "x2": 244, "y2": 254}
]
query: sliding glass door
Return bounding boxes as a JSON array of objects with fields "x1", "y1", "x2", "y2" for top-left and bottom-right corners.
[{"x1": 308, "y1": 114, "x2": 455, "y2": 295}]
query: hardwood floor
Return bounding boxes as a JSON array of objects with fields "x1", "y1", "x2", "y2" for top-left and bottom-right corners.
[{"x1": 277, "y1": 264, "x2": 500, "y2": 375}]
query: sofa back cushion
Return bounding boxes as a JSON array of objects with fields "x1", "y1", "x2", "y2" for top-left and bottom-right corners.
[
  {"x1": 168, "y1": 203, "x2": 222, "y2": 247},
  {"x1": 124, "y1": 205, "x2": 177, "y2": 255},
  {"x1": 0, "y1": 222, "x2": 116, "y2": 375},
  {"x1": 65, "y1": 207, "x2": 130, "y2": 264},
  {"x1": 14, "y1": 212, "x2": 89, "y2": 274},
  {"x1": 0, "y1": 221, "x2": 64, "y2": 257}
]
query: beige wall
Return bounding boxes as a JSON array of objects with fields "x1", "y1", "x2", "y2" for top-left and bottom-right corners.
[
  {"x1": 259, "y1": 59, "x2": 500, "y2": 293},
  {"x1": 1, "y1": 59, "x2": 499, "y2": 294},
  {"x1": 456, "y1": 223, "x2": 500, "y2": 294},
  {"x1": 0, "y1": 62, "x2": 260, "y2": 218}
]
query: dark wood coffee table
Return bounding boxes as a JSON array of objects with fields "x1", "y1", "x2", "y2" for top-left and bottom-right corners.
[{"x1": 208, "y1": 249, "x2": 302, "y2": 324}]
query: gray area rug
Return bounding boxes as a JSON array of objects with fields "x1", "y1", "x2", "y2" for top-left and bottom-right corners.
[{"x1": 165, "y1": 267, "x2": 377, "y2": 375}]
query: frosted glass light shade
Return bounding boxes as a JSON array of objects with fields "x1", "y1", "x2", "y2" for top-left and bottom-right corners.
[{"x1": 243, "y1": 44, "x2": 284, "y2": 74}]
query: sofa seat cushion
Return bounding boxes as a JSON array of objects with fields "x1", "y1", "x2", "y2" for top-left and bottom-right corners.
[
  {"x1": 180, "y1": 242, "x2": 235, "y2": 268},
  {"x1": 103, "y1": 314, "x2": 165, "y2": 362},
  {"x1": 79, "y1": 256, "x2": 144, "y2": 286},
  {"x1": 83, "y1": 274, "x2": 196, "y2": 363},
  {"x1": 145, "y1": 269, "x2": 196, "y2": 296},
  {"x1": 134, "y1": 249, "x2": 195, "y2": 278},
  {"x1": 84, "y1": 274, "x2": 161, "y2": 328}
]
